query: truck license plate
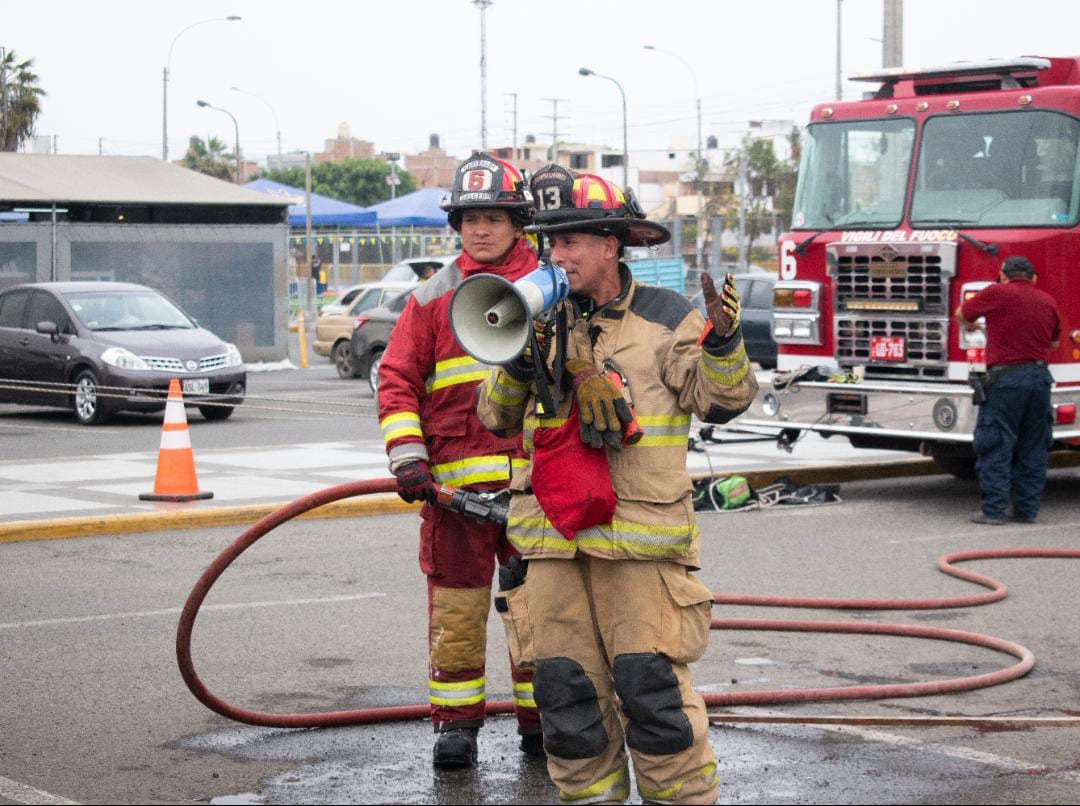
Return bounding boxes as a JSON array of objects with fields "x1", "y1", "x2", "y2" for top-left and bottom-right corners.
[
  {"x1": 182, "y1": 378, "x2": 210, "y2": 395},
  {"x1": 869, "y1": 336, "x2": 906, "y2": 362}
]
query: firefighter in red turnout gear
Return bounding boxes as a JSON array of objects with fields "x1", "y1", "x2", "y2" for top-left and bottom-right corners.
[{"x1": 376, "y1": 153, "x2": 542, "y2": 768}]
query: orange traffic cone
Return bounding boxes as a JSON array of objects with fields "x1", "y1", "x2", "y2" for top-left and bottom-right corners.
[{"x1": 139, "y1": 379, "x2": 213, "y2": 502}]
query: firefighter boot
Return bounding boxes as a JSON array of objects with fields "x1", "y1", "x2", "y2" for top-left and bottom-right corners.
[
  {"x1": 433, "y1": 727, "x2": 479, "y2": 769},
  {"x1": 519, "y1": 731, "x2": 546, "y2": 758}
]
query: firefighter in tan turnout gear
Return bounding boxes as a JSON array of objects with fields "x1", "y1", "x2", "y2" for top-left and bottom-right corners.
[
  {"x1": 376, "y1": 153, "x2": 543, "y2": 768},
  {"x1": 477, "y1": 165, "x2": 758, "y2": 803}
]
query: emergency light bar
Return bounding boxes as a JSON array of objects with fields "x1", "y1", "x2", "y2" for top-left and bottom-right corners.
[{"x1": 850, "y1": 57, "x2": 1051, "y2": 84}]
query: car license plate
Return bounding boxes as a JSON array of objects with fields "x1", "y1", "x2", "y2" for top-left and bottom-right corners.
[
  {"x1": 869, "y1": 336, "x2": 906, "y2": 362},
  {"x1": 182, "y1": 378, "x2": 210, "y2": 395}
]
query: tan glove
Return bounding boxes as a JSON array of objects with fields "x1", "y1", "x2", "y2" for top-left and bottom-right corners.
[
  {"x1": 701, "y1": 272, "x2": 740, "y2": 337},
  {"x1": 565, "y1": 357, "x2": 632, "y2": 450}
]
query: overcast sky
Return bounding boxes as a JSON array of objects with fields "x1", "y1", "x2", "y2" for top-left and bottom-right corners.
[{"x1": 5, "y1": 0, "x2": 1080, "y2": 166}]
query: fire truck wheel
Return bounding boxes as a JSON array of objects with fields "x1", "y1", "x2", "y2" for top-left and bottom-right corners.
[{"x1": 930, "y1": 446, "x2": 977, "y2": 480}]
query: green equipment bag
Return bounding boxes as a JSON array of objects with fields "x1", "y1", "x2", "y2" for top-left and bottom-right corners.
[{"x1": 692, "y1": 475, "x2": 752, "y2": 511}]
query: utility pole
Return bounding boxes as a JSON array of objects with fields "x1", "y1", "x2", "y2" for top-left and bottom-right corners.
[
  {"x1": 474, "y1": 0, "x2": 493, "y2": 149},
  {"x1": 835, "y1": 0, "x2": 843, "y2": 100},
  {"x1": 0, "y1": 47, "x2": 7, "y2": 147},
  {"x1": 505, "y1": 92, "x2": 518, "y2": 160},
  {"x1": 541, "y1": 97, "x2": 569, "y2": 159},
  {"x1": 98, "y1": 137, "x2": 103, "y2": 156},
  {"x1": 736, "y1": 149, "x2": 747, "y2": 271},
  {"x1": 304, "y1": 152, "x2": 313, "y2": 317},
  {"x1": 883, "y1": 0, "x2": 903, "y2": 68}
]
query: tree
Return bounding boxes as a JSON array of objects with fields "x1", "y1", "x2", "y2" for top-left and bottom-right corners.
[
  {"x1": 181, "y1": 136, "x2": 234, "y2": 181},
  {"x1": 0, "y1": 49, "x2": 46, "y2": 152},
  {"x1": 711, "y1": 131, "x2": 801, "y2": 260},
  {"x1": 258, "y1": 157, "x2": 417, "y2": 206}
]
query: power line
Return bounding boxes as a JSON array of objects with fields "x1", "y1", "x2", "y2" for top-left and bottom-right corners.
[{"x1": 541, "y1": 97, "x2": 570, "y2": 146}]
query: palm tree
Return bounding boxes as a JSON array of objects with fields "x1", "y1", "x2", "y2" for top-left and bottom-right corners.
[
  {"x1": 0, "y1": 49, "x2": 47, "y2": 152},
  {"x1": 181, "y1": 135, "x2": 235, "y2": 181}
]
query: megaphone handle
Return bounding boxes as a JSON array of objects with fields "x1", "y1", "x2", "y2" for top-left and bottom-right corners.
[{"x1": 532, "y1": 304, "x2": 569, "y2": 419}]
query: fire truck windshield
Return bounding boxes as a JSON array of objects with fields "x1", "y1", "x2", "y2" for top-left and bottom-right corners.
[
  {"x1": 792, "y1": 118, "x2": 915, "y2": 230},
  {"x1": 911, "y1": 110, "x2": 1080, "y2": 228}
]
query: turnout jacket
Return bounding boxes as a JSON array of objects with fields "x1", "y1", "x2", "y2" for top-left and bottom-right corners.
[
  {"x1": 377, "y1": 238, "x2": 537, "y2": 486},
  {"x1": 477, "y1": 265, "x2": 759, "y2": 567}
]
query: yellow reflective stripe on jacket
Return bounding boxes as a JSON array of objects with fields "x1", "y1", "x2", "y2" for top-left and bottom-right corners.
[
  {"x1": 485, "y1": 368, "x2": 531, "y2": 406},
  {"x1": 506, "y1": 516, "x2": 576, "y2": 553},
  {"x1": 511, "y1": 457, "x2": 529, "y2": 472},
  {"x1": 633, "y1": 414, "x2": 691, "y2": 448},
  {"x1": 429, "y1": 676, "x2": 485, "y2": 707},
  {"x1": 575, "y1": 519, "x2": 698, "y2": 557},
  {"x1": 432, "y1": 454, "x2": 512, "y2": 486},
  {"x1": 512, "y1": 681, "x2": 537, "y2": 709},
  {"x1": 523, "y1": 415, "x2": 569, "y2": 451},
  {"x1": 380, "y1": 411, "x2": 423, "y2": 444},
  {"x1": 525, "y1": 415, "x2": 569, "y2": 431},
  {"x1": 426, "y1": 355, "x2": 490, "y2": 393},
  {"x1": 702, "y1": 343, "x2": 750, "y2": 386},
  {"x1": 507, "y1": 515, "x2": 696, "y2": 558},
  {"x1": 637, "y1": 762, "x2": 718, "y2": 804},
  {"x1": 559, "y1": 765, "x2": 630, "y2": 804}
]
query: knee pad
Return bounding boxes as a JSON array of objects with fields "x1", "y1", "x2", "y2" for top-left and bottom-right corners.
[
  {"x1": 612, "y1": 653, "x2": 692, "y2": 755},
  {"x1": 533, "y1": 657, "x2": 608, "y2": 759}
]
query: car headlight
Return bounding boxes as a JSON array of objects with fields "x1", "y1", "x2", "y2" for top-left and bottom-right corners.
[
  {"x1": 101, "y1": 346, "x2": 150, "y2": 371},
  {"x1": 224, "y1": 343, "x2": 244, "y2": 368}
]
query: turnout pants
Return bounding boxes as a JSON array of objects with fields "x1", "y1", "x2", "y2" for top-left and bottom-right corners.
[
  {"x1": 507, "y1": 553, "x2": 718, "y2": 804},
  {"x1": 421, "y1": 505, "x2": 540, "y2": 736},
  {"x1": 974, "y1": 366, "x2": 1054, "y2": 520}
]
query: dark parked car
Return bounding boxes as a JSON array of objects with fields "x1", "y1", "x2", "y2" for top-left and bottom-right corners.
[
  {"x1": 0, "y1": 282, "x2": 246, "y2": 424},
  {"x1": 691, "y1": 273, "x2": 778, "y2": 369},
  {"x1": 342, "y1": 289, "x2": 413, "y2": 393}
]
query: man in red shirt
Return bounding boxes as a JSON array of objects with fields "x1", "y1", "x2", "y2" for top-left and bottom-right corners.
[
  {"x1": 956, "y1": 255, "x2": 1061, "y2": 524},
  {"x1": 377, "y1": 153, "x2": 543, "y2": 767}
]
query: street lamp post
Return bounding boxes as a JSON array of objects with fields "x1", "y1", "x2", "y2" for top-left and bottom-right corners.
[
  {"x1": 578, "y1": 67, "x2": 628, "y2": 189},
  {"x1": 644, "y1": 44, "x2": 704, "y2": 274},
  {"x1": 162, "y1": 15, "x2": 241, "y2": 161},
  {"x1": 231, "y1": 86, "x2": 282, "y2": 167},
  {"x1": 197, "y1": 100, "x2": 241, "y2": 184},
  {"x1": 386, "y1": 152, "x2": 401, "y2": 263}
]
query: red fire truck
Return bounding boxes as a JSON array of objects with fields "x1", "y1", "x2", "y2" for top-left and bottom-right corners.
[{"x1": 738, "y1": 57, "x2": 1080, "y2": 477}]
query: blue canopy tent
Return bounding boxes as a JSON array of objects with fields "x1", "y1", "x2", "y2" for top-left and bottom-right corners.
[
  {"x1": 363, "y1": 187, "x2": 449, "y2": 228},
  {"x1": 244, "y1": 178, "x2": 377, "y2": 228}
]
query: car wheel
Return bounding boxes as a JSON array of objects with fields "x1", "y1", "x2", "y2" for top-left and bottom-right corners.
[
  {"x1": 368, "y1": 350, "x2": 384, "y2": 394},
  {"x1": 73, "y1": 369, "x2": 111, "y2": 425},
  {"x1": 334, "y1": 340, "x2": 358, "y2": 379},
  {"x1": 199, "y1": 404, "x2": 235, "y2": 421}
]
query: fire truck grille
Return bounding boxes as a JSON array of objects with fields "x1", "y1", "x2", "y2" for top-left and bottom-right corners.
[
  {"x1": 835, "y1": 317, "x2": 949, "y2": 380},
  {"x1": 835, "y1": 253, "x2": 948, "y2": 314}
]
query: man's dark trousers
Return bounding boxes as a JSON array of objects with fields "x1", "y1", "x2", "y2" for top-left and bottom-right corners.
[{"x1": 973, "y1": 366, "x2": 1053, "y2": 520}]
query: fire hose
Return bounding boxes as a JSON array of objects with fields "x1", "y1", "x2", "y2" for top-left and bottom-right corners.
[{"x1": 176, "y1": 479, "x2": 1080, "y2": 730}]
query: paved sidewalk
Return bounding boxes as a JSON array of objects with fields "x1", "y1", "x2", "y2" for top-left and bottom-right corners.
[{"x1": 0, "y1": 434, "x2": 907, "y2": 524}]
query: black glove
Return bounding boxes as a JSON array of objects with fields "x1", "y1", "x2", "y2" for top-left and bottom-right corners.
[
  {"x1": 394, "y1": 460, "x2": 436, "y2": 504},
  {"x1": 701, "y1": 271, "x2": 740, "y2": 338},
  {"x1": 502, "y1": 321, "x2": 550, "y2": 382},
  {"x1": 502, "y1": 352, "x2": 537, "y2": 382},
  {"x1": 498, "y1": 556, "x2": 529, "y2": 591}
]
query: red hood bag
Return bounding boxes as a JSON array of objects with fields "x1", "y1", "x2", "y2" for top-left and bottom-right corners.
[{"x1": 529, "y1": 401, "x2": 616, "y2": 540}]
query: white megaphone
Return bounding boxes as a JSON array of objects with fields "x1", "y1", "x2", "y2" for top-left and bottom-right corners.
[{"x1": 449, "y1": 262, "x2": 570, "y2": 365}]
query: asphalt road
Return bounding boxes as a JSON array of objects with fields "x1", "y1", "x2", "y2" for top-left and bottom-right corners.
[{"x1": 2, "y1": 470, "x2": 1079, "y2": 805}]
